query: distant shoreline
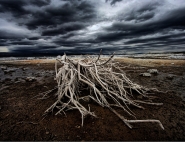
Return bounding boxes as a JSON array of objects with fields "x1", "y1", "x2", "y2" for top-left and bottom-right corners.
[{"x1": 0, "y1": 52, "x2": 185, "y2": 61}]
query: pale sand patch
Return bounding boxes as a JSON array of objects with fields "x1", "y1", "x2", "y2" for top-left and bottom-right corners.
[
  {"x1": 115, "y1": 57, "x2": 185, "y2": 67},
  {"x1": 0, "y1": 59, "x2": 56, "y2": 64}
]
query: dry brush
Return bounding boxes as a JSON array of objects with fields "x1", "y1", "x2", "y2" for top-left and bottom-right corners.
[{"x1": 41, "y1": 51, "x2": 164, "y2": 129}]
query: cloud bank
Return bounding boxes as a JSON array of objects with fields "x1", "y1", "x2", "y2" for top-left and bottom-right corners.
[{"x1": 0, "y1": 0, "x2": 185, "y2": 55}]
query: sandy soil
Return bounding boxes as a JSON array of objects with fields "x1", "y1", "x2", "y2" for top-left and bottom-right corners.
[{"x1": 0, "y1": 58, "x2": 185, "y2": 141}]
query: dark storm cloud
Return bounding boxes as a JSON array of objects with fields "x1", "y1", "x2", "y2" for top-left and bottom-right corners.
[
  {"x1": 61, "y1": 33, "x2": 76, "y2": 39},
  {"x1": 0, "y1": 0, "x2": 27, "y2": 16},
  {"x1": 0, "y1": 39, "x2": 8, "y2": 46},
  {"x1": 28, "y1": 37, "x2": 41, "y2": 40},
  {"x1": 9, "y1": 40, "x2": 35, "y2": 46},
  {"x1": 0, "y1": 0, "x2": 185, "y2": 54},
  {"x1": 42, "y1": 22, "x2": 87, "y2": 36},
  {"x1": 114, "y1": 0, "x2": 161, "y2": 22},
  {"x1": 122, "y1": 2, "x2": 159, "y2": 22},
  {"x1": 0, "y1": 0, "x2": 50, "y2": 17},
  {"x1": 124, "y1": 12, "x2": 155, "y2": 22},
  {"x1": 10, "y1": 45, "x2": 58, "y2": 53},
  {"x1": 97, "y1": 6, "x2": 185, "y2": 43},
  {"x1": 25, "y1": 0, "x2": 96, "y2": 30},
  {"x1": 0, "y1": 30, "x2": 25, "y2": 40},
  {"x1": 29, "y1": 0, "x2": 51, "y2": 6},
  {"x1": 53, "y1": 37, "x2": 99, "y2": 47},
  {"x1": 125, "y1": 33, "x2": 185, "y2": 45}
]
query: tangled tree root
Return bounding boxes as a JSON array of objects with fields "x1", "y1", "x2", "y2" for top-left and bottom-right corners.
[{"x1": 41, "y1": 51, "x2": 164, "y2": 129}]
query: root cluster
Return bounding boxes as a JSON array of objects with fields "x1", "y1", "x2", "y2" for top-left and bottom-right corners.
[{"x1": 42, "y1": 51, "x2": 164, "y2": 129}]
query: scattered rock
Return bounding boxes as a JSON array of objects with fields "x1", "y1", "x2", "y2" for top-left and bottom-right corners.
[
  {"x1": 166, "y1": 74, "x2": 175, "y2": 80},
  {"x1": 75, "y1": 125, "x2": 81, "y2": 129},
  {"x1": 22, "y1": 68, "x2": 26, "y2": 71},
  {"x1": 20, "y1": 78, "x2": 26, "y2": 83},
  {"x1": 15, "y1": 81, "x2": 21, "y2": 84},
  {"x1": 147, "y1": 69, "x2": 158, "y2": 74},
  {"x1": 4, "y1": 70, "x2": 11, "y2": 74},
  {"x1": 26, "y1": 77, "x2": 36, "y2": 82},
  {"x1": 46, "y1": 131, "x2": 50, "y2": 135},
  {"x1": 1, "y1": 66, "x2": 7, "y2": 70},
  {"x1": 27, "y1": 57, "x2": 35, "y2": 60},
  {"x1": 4, "y1": 68, "x2": 17, "y2": 73},
  {"x1": 15, "y1": 78, "x2": 26, "y2": 83},
  {"x1": 0, "y1": 86, "x2": 9, "y2": 91},
  {"x1": 139, "y1": 73, "x2": 151, "y2": 77}
]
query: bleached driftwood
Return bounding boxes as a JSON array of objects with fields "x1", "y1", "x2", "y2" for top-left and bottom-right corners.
[{"x1": 42, "y1": 51, "x2": 164, "y2": 129}]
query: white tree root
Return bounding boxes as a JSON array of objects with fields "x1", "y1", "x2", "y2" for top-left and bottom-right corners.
[{"x1": 42, "y1": 51, "x2": 164, "y2": 130}]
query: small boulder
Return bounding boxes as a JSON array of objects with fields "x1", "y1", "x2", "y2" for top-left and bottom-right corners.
[
  {"x1": 0, "y1": 85, "x2": 9, "y2": 91},
  {"x1": 22, "y1": 68, "x2": 26, "y2": 71},
  {"x1": 75, "y1": 125, "x2": 81, "y2": 129},
  {"x1": 26, "y1": 77, "x2": 36, "y2": 82},
  {"x1": 15, "y1": 81, "x2": 21, "y2": 84},
  {"x1": 45, "y1": 131, "x2": 49, "y2": 135},
  {"x1": 140, "y1": 73, "x2": 151, "y2": 77},
  {"x1": 1, "y1": 66, "x2": 7, "y2": 70},
  {"x1": 147, "y1": 69, "x2": 158, "y2": 74},
  {"x1": 4, "y1": 68, "x2": 17, "y2": 73},
  {"x1": 4, "y1": 70, "x2": 10, "y2": 73},
  {"x1": 15, "y1": 78, "x2": 26, "y2": 83}
]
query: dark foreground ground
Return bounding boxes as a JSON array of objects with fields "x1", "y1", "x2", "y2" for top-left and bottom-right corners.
[{"x1": 0, "y1": 58, "x2": 185, "y2": 141}]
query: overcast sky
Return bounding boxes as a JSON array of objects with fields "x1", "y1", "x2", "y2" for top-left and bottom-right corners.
[{"x1": 0, "y1": 0, "x2": 185, "y2": 55}]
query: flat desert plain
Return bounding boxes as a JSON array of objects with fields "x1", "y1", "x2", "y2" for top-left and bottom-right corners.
[{"x1": 0, "y1": 57, "x2": 185, "y2": 141}]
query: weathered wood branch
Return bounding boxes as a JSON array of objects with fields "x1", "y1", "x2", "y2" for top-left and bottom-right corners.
[{"x1": 42, "y1": 51, "x2": 164, "y2": 129}]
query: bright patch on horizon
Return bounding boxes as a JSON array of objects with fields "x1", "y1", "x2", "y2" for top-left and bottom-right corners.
[{"x1": 0, "y1": 46, "x2": 9, "y2": 52}]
